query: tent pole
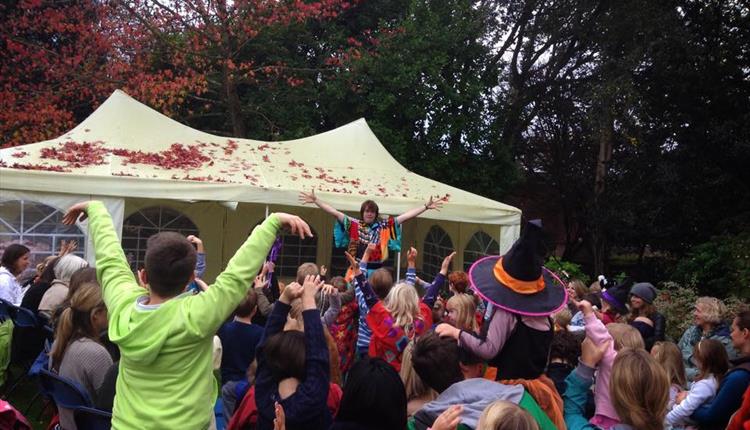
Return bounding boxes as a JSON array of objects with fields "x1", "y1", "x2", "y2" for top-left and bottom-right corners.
[{"x1": 396, "y1": 251, "x2": 401, "y2": 282}]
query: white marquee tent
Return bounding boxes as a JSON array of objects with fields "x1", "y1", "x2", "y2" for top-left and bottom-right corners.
[{"x1": 0, "y1": 90, "x2": 520, "y2": 280}]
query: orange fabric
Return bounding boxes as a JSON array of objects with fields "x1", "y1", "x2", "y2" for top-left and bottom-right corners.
[
  {"x1": 728, "y1": 385, "x2": 750, "y2": 430},
  {"x1": 500, "y1": 375, "x2": 566, "y2": 430},
  {"x1": 493, "y1": 257, "x2": 546, "y2": 294}
]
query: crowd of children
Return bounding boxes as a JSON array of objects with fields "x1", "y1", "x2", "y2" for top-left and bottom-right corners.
[{"x1": 0, "y1": 195, "x2": 749, "y2": 430}]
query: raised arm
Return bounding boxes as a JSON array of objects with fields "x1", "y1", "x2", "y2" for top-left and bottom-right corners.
[
  {"x1": 404, "y1": 247, "x2": 417, "y2": 286},
  {"x1": 299, "y1": 189, "x2": 346, "y2": 222},
  {"x1": 395, "y1": 194, "x2": 449, "y2": 225},
  {"x1": 187, "y1": 235, "x2": 206, "y2": 279},
  {"x1": 346, "y1": 250, "x2": 378, "y2": 308},
  {"x1": 422, "y1": 252, "x2": 454, "y2": 307},
  {"x1": 63, "y1": 201, "x2": 141, "y2": 311}
]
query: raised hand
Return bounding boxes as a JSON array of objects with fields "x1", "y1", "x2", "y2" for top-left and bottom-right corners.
[
  {"x1": 580, "y1": 337, "x2": 610, "y2": 368},
  {"x1": 298, "y1": 190, "x2": 317, "y2": 205},
  {"x1": 254, "y1": 274, "x2": 268, "y2": 290},
  {"x1": 440, "y1": 251, "x2": 456, "y2": 274},
  {"x1": 425, "y1": 194, "x2": 450, "y2": 211},
  {"x1": 186, "y1": 235, "x2": 204, "y2": 252},
  {"x1": 280, "y1": 282, "x2": 304, "y2": 304},
  {"x1": 407, "y1": 247, "x2": 418, "y2": 267},
  {"x1": 577, "y1": 299, "x2": 594, "y2": 316},
  {"x1": 275, "y1": 213, "x2": 313, "y2": 239},
  {"x1": 302, "y1": 274, "x2": 323, "y2": 309},
  {"x1": 62, "y1": 201, "x2": 92, "y2": 225}
]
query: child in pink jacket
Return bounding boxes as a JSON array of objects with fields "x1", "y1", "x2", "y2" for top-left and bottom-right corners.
[{"x1": 578, "y1": 300, "x2": 646, "y2": 429}]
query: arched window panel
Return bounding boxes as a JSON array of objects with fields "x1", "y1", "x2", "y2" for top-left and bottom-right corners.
[
  {"x1": 0, "y1": 200, "x2": 86, "y2": 266},
  {"x1": 276, "y1": 227, "x2": 318, "y2": 278},
  {"x1": 121, "y1": 206, "x2": 199, "y2": 271},
  {"x1": 421, "y1": 225, "x2": 454, "y2": 278},
  {"x1": 463, "y1": 231, "x2": 499, "y2": 271}
]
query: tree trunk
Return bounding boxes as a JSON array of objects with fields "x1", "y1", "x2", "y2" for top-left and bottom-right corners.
[{"x1": 591, "y1": 103, "x2": 614, "y2": 275}]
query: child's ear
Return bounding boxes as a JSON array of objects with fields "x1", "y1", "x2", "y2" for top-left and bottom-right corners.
[{"x1": 138, "y1": 269, "x2": 148, "y2": 287}]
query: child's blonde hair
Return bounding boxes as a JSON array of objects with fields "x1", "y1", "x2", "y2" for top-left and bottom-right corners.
[
  {"x1": 651, "y1": 341, "x2": 686, "y2": 389},
  {"x1": 399, "y1": 341, "x2": 437, "y2": 402},
  {"x1": 384, "y1": 283, "x2": 422, "y2": 329},
  {"x1": 553, "y1": 308, "x2": 572, "y2": 331},
  {"x1": 446, "y1": 294, "x2": 479, "y2": 332},
  {"x1": 477, "y1": 400, "x2": 539, "y2": 430},
  {"x1": 606, "y1": 323, "x2": 644, "y2": 351},
  {"x1": 610, "y1": 348, "x2": 669, "y2": 430},
  {"x1": 296, "y1": 262, "x2": 319, "y2": 284}
]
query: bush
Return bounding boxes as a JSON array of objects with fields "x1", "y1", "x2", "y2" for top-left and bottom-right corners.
[
  {"x1": 671, "y1": 232, "x2": 750, "y2": 298},
  {"x1": 545, "y1": 257, "x2": 590, "y2": 286},
  {"x1": 654, "y1": 281, "x2": 698, "y2": 342},
  {"x1": 654, "y1": 281, "x2": 749, "y2": 342}
]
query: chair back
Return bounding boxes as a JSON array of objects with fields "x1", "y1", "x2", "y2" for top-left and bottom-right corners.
[
  {"x1": 74, "y1": 406, "x2": 112, "y2": 430},
  {"x1": 0, "y1": 299, "x2": 13, "y2": 323},
  {"x1": 38, "y1": 368, "x2": 93, "y2": 410},
  {"x1": 12, "y1": 306, "x2": 38, "y2": 328}
]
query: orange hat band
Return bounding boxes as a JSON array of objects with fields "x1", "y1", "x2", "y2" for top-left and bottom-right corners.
[{"x1": 493, "y1": 257, "x2": 546, "y2": 294}]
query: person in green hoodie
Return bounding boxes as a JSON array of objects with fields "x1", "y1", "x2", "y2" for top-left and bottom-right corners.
[{"x1": 62, "y1": 201, "x2": 312, "y2": 429}]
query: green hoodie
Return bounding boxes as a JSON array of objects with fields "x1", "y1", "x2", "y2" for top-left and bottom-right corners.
[{"x1": 87, "y1": 201, "x2": 281, "y2": 429}]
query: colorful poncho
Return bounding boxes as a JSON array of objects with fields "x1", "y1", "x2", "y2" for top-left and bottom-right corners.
[{"x1": 333, "y1": 215, "x2": 402, "y2": 263}]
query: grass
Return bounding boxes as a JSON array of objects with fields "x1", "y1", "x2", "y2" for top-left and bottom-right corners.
[{"x1": 3, "y1": 363, "x2": 54, "y2": 429}]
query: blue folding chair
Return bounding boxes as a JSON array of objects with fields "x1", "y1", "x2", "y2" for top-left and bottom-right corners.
[
  {"x1": 38, "y1": 368, "x2": 93, "y2": 410},
  {"x1": 74, "y1": 406, "x2": 112, "y2": 430},
  {"x1": 12, "y1": 305, "x2": 39, "y2": 328},
  {"x1": 4, "y1": 304, "x2": 44, "y2": 397},
  {"x1": 0, "y1": 299, "x2": 13, "y2": 323}
]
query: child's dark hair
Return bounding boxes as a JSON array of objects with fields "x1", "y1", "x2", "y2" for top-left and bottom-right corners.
[
  {"x1": 412, "y1": 332, "x2": 464, "y2": 393},
  {"x1": 583, "y1": 293, "x2": 602, "y2": 309},
  {"x1": 68, "y1": 267, "x2": 98, "y2": 298},
  {"x1": 330, "y1": 276, "x2": 347, "y2": 292},
  {"x1": 694, "y1": 338, "x2": 730, "y2": 384},
  {"x1": 145, "y1": 232, "x2": 196, "y2": 297},
  {"x1": 336, "y1": 357, "x2": 406, "y2": 430},
  {"x1": 263, "y1": 330, "x2": 306, "y2": 381},
  {"x1": 550, "y1": 330, "x2": 582, "y2": 366},
  {"x1": 235, "y1": 289, "x2": 258, "y2": 318},
  {"x1": 359, "y1": 200, "x2": 379, "y2": 219},
  {"x1": 1, "y1": 244, "x2": 30, "y2": 274},
  {"x1": 736, "y1": 310, "x2": 750, "y2": 331},
  {"x1": 39, "y1": 257, "x2": 59, "y2": 285}
]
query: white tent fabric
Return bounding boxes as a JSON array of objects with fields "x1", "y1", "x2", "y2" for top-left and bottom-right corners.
[{"x1": 0, "y1": 90, "x2": 520, "y2": 226}]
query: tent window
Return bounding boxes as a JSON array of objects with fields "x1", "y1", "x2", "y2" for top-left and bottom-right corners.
[
  {"x1": 463, "y1": 231, "x2": 499, "y2": 271},
  {"x1": 276, "y1": 227, "x2": 318, "y2": 278},
  {"x1": 121, "y1": 207, "x2": 199, "y2": 271},
  {"x1": 0, "y1": 200, "x2": 86, "y2": 266},
  {"x1": 422, "y1": 225, "x2": 453, "y2": 278}
]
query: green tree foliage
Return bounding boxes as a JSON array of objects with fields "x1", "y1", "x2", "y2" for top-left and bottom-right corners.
[{"x1": 671, "y1": 232, "x2": 750, "y2": 298}]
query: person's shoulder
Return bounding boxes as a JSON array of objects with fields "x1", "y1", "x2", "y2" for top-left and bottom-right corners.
[{"x1": 69, "y1": 338, "x2": 112, "y2": 360}]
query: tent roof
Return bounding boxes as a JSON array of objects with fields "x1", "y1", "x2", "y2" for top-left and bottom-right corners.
[{"x1": 0, "y1": 90, "x2": 520, "y2": 225}]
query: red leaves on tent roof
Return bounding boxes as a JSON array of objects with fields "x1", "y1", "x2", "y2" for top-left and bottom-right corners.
[
  {"x1": 40, "y1": 140, "x2": 108, "y2": 167},
  {"x1": 112, "y1": 143, "x2": 210, "y2": 169},
  {"x1": 224, "y1": 139, "x2": 238, "y2": 155}
]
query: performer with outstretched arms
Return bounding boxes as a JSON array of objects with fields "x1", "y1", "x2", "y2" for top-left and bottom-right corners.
[{"x1": 298, "y1": 190, "x2": 449, "y2": 271}]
